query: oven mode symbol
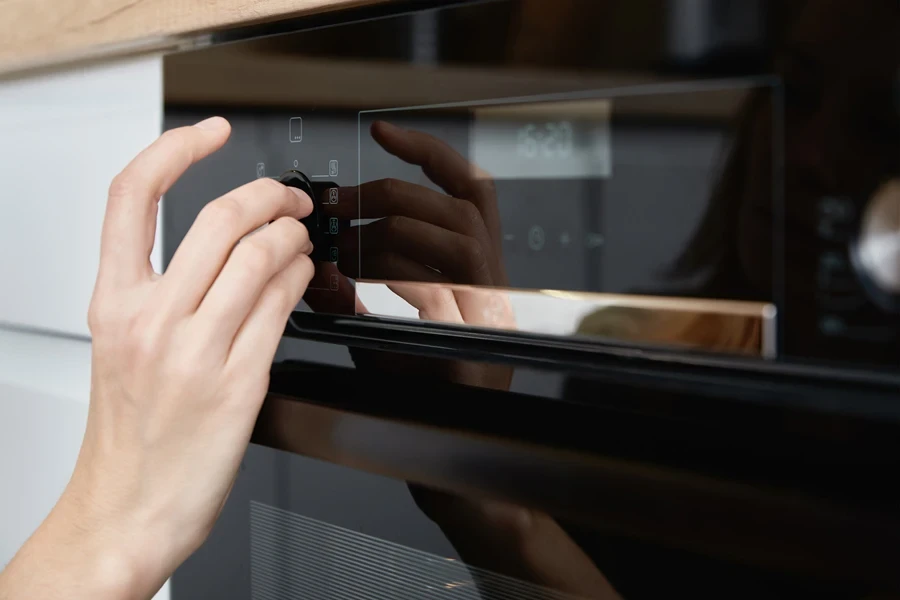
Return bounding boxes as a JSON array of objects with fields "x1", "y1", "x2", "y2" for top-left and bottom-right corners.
[
  {"x1": 528, "y1": 225, "x2": 545, "y2": 251},
  {"x1": 289, "y1": 117, "x2": 302, "y2": 143}
]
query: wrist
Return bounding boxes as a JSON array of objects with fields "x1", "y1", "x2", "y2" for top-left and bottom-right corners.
[
  {"x1": 0, "y1": 492, "x2": 160, "y2": 600},
  {"x1": 44, "y1": 485, "x2": 167, "y2": 600}
]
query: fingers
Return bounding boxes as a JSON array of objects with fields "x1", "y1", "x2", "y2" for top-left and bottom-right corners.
[
  {"x1": 352, "y1": 251, "x2": 462, "y2": 322},
  {"x1": 303, "y1": 262, "x2": 366, "y2": 316},
  {"x1": 356, "y1": 217, "x2": 493, "y2": 285},
  {"x1": 451, "y1": 288, "x2": 517, "y2": 330},
  {"x1": 334, "y1": 220, "x2": 510, "y2": 326},
  {"x1": 371, "y1": 121, "x2": 487, "y2": 200},
  {"x1": 388, "y1": 282, "x2": 464, "y2": 323},
  {"x1": 227, "y1": 253, "x2": 315, "y2": 374},
  {"x1": 193, "y1": 217, "x2": 313, "y2": 348},
  {"x1": 328, "y1": 179, "x2": 492, "y2": 240},
  {"x1": 326, "y1": 180, "x2": 455, "y2": 221},
  {"x1": 358, "y1": 253, "x2": 508, "y2": 326},
  {"x1": 98, "y1": 117, "x2": 231, "y2": 287},
  {"x1": 364, "y1": 251, "x2": 513, "y2": 328},
  {"x1": 329, "y1": 232, "x2": 431, "y2": 282},
  {"x1": 162, "y1": 178, "x2": 312, "y2": 314},
  {"x1": 335, "y1": 179, "x2": 497, "y2": 281},
  {"x1": 324, "y1": 238, "x2": 464, "y2": 322},
  {"x1": 369, "y1": 121, "x2": 506, "y2": 282}
]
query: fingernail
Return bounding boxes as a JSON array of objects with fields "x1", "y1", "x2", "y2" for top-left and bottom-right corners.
[{"x1": 194, "y1": 116, "x2": 227, "y2": 131}]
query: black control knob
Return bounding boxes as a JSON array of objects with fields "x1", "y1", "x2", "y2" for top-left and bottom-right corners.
[
  {"x1": 277, "y1": 169, "x2": 340, "y2": 262},
  {"x1": 278, "y1": 169, "x2": 318, "y2": 237},
  {"x1": 851, "y1": 180, "x2": 900, "y2": 312}
]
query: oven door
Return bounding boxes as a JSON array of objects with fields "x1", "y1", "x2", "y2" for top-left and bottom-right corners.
[
  {"x1": 161, "y1": 0, "x2": 900, "y2": 597},
  {"x1": 168, "y1": 361, "x2": 900, "y2": 600}
]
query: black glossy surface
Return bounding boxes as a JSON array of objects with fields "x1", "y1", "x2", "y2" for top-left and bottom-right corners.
[
  {"x1": 277, "y1": 169, "x2": 341, "y2": 262},
  {"x1": 163, "y1": 1, "x2": 900, "y2": 598},
  {"x1": 163, "y1": 0, "x2": 900, "y2": 377}
]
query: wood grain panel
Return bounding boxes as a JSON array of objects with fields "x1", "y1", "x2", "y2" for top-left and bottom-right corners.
[
  {"x1": 0, "y1": 0, "x2": 388, "y2": 75},
  {"x1": 164, "y1": 48, "x2": 748, "y2": 120}
]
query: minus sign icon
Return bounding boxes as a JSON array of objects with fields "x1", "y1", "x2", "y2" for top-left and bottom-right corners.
[
  {"x1": 310, "y1": 175, "x2": 330, "y2": 178},
  {"x1": 503, "y1": 234, "x2": 515, "y2": 241}
]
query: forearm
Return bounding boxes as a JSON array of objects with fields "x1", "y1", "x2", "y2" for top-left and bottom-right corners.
[
  {"x1": 0, "y1": 487, "x2": 159, "y2": 600},
  {"x1": 2, "y1": 117, "x2": 310, "y2": 598}
]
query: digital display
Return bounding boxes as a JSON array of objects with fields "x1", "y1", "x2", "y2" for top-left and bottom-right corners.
[
  {"x1": 470, "y1": 99, "x2": 612, "y2": 180},
  {"x1": 516, "y1": 121, "x2": 575, "y2": 159}
]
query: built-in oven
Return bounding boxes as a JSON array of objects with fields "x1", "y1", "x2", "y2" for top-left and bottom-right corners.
[{"x1": 162, "y1": 1, "x2": 900, "y2": 598}]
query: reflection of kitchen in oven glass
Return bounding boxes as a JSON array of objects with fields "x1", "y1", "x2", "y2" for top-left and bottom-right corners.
[
  {"x1": 357, "y1": 85, "x2": 768, "y2": 297},
  {"x1": 161, "y1": 0, "x2": 898, "y2": 370}
]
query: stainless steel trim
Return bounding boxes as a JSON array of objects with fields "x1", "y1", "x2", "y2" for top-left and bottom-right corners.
[
  {"x1": 357, "y1": 281, "x2": 776, "y2": 357},
  {"x1": 761, "y1": 303, "x2": 778, "y2": 359}
]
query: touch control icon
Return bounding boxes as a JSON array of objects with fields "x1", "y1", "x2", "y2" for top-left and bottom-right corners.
[
  {"x1": 289, "y1": 117, "x2": 303, "y2": 143},
  {"x1": 256, "y1": 163, "x2": 266, "y2": 178},
  {"x1": 817, "y1": 196, "x2": 854, "y2": 241},
  {"x1": 586, "y1": 233, "x2": 604, "y2": 249},
  {"x1": 329, "y1": 160, "x2": 339, "y2": 177},
  {"x1": 329, "y1": 217, "x2": 339, "y2": 234},
  {"x1": 820, "y1": 315, "x2": 845, "y2": 336},
  {"x1": 328, "y1": 188, "x2": 338, "y2": 204},
  {"x1": 528, "y1": 225, "x2": 545, "y2": 251},
  {"x1": 330, "y1": 274, "x2": 339, "y2": 292}
]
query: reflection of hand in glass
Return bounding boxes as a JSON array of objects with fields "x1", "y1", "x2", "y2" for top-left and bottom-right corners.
[
  {"x1": 306, "y1": 120, "x2": 515, "y2": 390},
  {"x1": 330, "y1": 120, "x2": 515, "y2": 329},
  {"x1": 304, "y1": 125, "x2": 620, "y2": 595},
  {"x1": 410, "y1": 487, "x2": 623, "y2": 600},
  {"x1": 317, "y1": 119, "x2": 618, "y2": 590}
]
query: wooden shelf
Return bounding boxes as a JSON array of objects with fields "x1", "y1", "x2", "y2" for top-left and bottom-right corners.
[
  {"x1": 165, "y1": 48, "x2": 750, "y2": 120},
  {"x1": 0, "y1": 0, "x2": 389, "y2": 76}
]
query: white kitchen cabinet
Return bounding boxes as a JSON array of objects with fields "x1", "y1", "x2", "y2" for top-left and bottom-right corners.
[
  {"x1": 0, "y1": 55, "x2": 168, "y2": 600},
  {"x1": 0, "y1": 55, "x2": 163, "y2": 337}
]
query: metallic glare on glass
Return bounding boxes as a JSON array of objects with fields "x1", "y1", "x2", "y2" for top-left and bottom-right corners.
[
  {"x1": 356, "y1": 281, "x2": 776, "y2": 358},
  {"x1": 852, "y1": 179, "x2": 900, "y2": 312}
]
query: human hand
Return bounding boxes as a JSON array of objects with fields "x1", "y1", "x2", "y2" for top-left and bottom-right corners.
[
  {"x1": 330, "y1": 120, "x2": 511, "y2": 300},
  {"x1": 0, "y1": 117, "x2": 314, "y2": 600},
  {"x1": 308, "y1": 121, "x2": 515, "y2": 390}
]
